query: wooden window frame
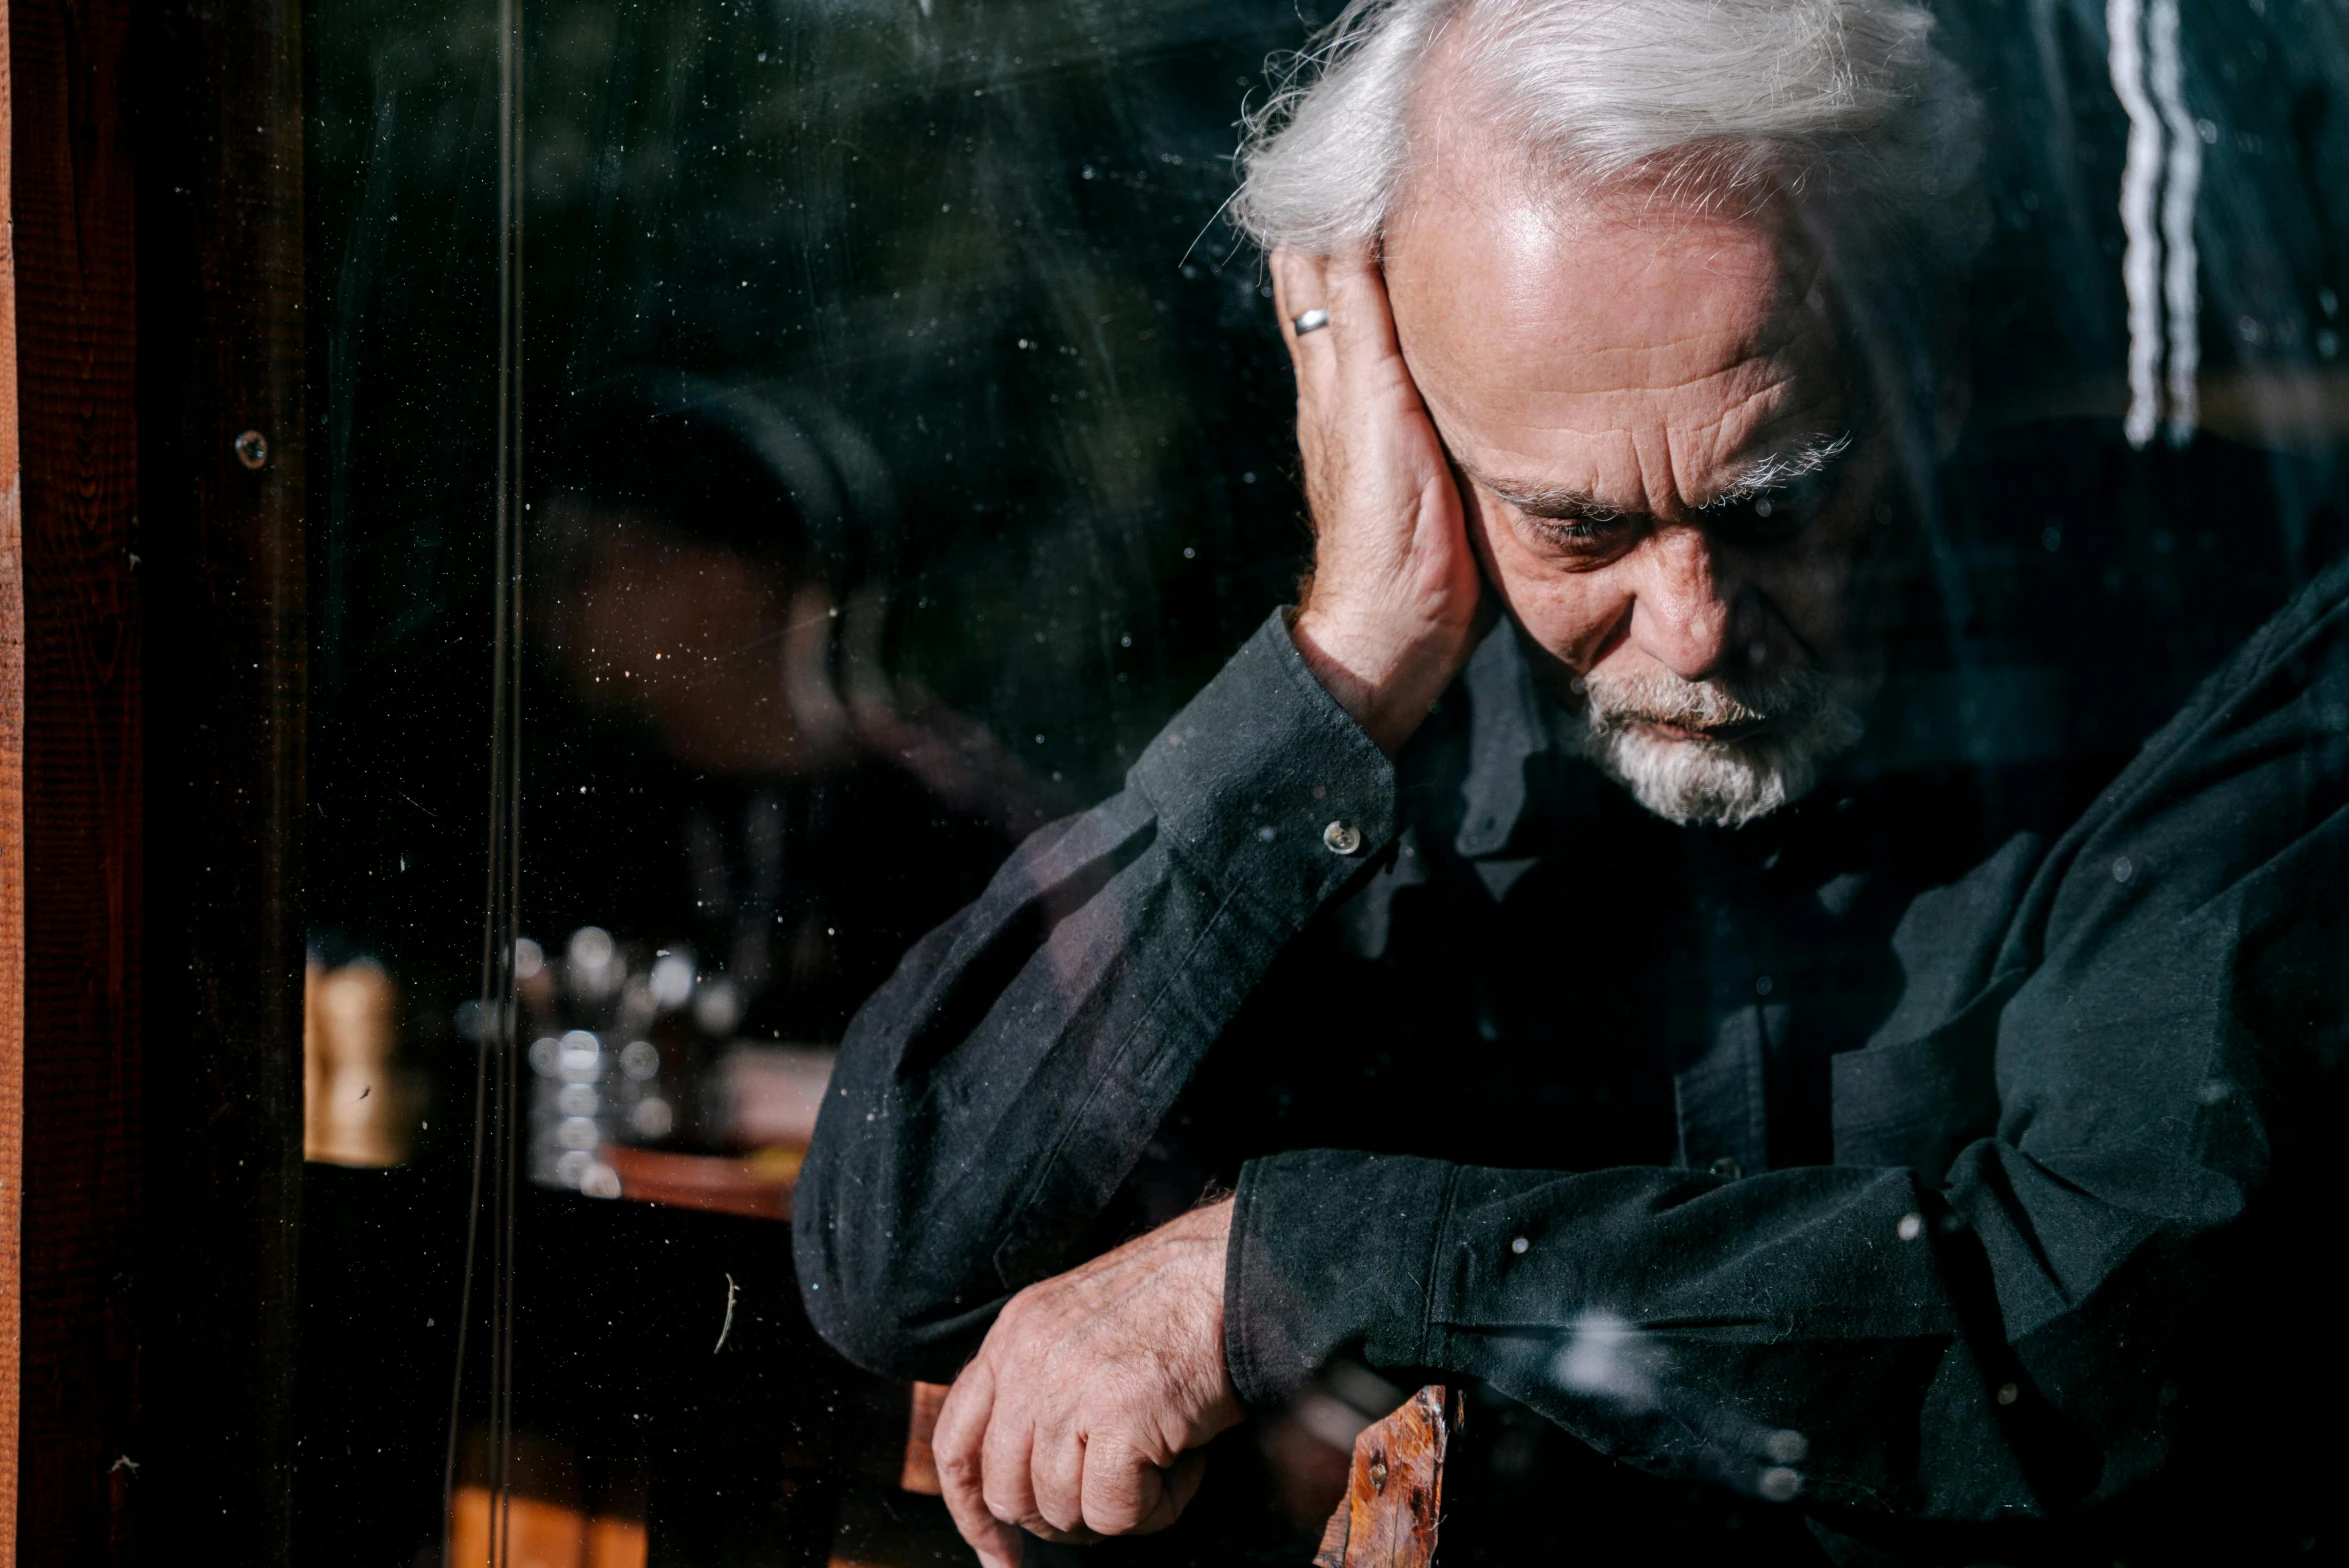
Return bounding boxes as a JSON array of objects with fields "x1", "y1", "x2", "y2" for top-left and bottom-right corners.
[{"x1": 3, "y1": 0, "x2": 306, "y2": 1559}]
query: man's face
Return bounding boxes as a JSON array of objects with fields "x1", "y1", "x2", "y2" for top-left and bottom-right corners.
[{"x1": 1384, "y1": 151, "x2": 1898, "y2": 827}]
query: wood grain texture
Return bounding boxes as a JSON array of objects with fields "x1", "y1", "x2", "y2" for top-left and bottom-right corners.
[
  {"x1": 898, "y1": 1381, "x2": 949, "y2": 1496},
  {"x1": 8, "y1": 0, "x2": 142, "y2": 1556},
  {"x1": 605, "y1": 1143, "x2": 800, "y2": 1221},
  {"x1": 0, "y1": 0, "x2": 26, "y2": 1551},
  {"x1": 130, "y1": 0, "x2": 306, "y2": 1552},
  {"x1": 3, "y1": 0, "x2": 304, "y2": 1551},
  {"x1": 1314, "y1": 1386, "x2": 1459, "y2": 1568}
]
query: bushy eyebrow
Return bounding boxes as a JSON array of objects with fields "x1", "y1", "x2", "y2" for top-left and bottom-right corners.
[
  {"x1": 1701, "y1": 431, "x2": 1853, "y2": 507},
  {"x1": 1466, "y1": 431, "x2": 1854, "y2": 522},
  {"x1": 1474, "y1": 476, "x2": 1624, "y2": 521}
]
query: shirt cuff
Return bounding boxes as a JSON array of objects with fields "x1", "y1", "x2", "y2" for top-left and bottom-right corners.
[
  {"x1": 1128, "y1": 608, "x2": 1397, "y2": 932},
  {"x1": 1223, "y1": 1149, "x2": 1458, "y2": 1409}
]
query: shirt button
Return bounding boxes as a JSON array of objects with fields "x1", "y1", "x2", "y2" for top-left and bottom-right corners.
[
  {"x1": 1323, "y1": 820, "x2": 1363, "y2": 855},
  {"x1": 1710, "y1": 1157, "x2": 1742, "y2": 1178}
]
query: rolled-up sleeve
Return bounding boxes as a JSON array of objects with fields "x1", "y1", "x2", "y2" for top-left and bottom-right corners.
[{"x1": 794, "y1": 608, "x2": 1396, "y2": 1379}]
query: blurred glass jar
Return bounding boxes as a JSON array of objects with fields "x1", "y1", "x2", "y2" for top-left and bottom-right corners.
[{"x1": 304, "y1": 959, "x2": 417, "y2": 1167}]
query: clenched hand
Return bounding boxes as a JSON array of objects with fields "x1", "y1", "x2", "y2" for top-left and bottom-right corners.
[{"x1": 934, "y1": 1200, "x2": 1243, "y2": 1568}]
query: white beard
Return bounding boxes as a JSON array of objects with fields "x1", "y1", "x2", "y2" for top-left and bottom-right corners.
[{"x1": 1558, "y1": 664, "x2": 1867, "y2": 830}]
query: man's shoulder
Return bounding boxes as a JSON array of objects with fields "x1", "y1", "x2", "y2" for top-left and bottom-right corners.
[
  {"x1": 2091, "y1": 549, "x2": 2349, "y2": 827},
  {"x1": 1986, "y1": 553, "x2": 2349, "y2": 969},
  {"x1": 2155, "y1": 549, "x2": 2349, "y2": 740}
]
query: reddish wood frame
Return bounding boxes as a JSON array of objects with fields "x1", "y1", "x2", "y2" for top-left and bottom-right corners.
[{"x1": 2, "y1": 0, "x2": 305, "y2": 1558}]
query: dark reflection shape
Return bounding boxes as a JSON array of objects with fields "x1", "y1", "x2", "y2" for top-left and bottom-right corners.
[
  {"x1": 502, "y1": 378, "x2": 1052, "y2": 1558},
  {"x1": 294, "y1": 0, "x2": 2349, "y2": 1561},
  {"x1": 519, "y1": 376, "x2": 1056, "y2": 1186},
  {"x1": 434, "y1": 378, "x2": 1065, "y2": 1566}
]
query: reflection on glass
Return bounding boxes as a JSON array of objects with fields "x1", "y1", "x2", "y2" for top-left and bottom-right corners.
[
  {"x1": 305, "y1": 958, "x2": 417, "y2": 1168},
  {"x1": 307, "y1": 0, "x2": 1314, "y2": 1557},
  {"x1": 297, "y1": 0, "x2": 2349, "y2": 1560},
  {"x1": 518, "y1": 379, "x2": 1057, "y2": 1216}
]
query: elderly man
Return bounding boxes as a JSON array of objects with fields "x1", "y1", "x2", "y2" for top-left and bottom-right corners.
[{"x1": 796, "y1": 1, "x2": 2349, "y2": 1563}]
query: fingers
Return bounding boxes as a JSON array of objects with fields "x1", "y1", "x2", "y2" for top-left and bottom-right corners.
[
  {"x1": 1271, "y1": 243, "x2": 1400, "y2": 366},
  {"x1": 1075, "y1": 1435, "x2": 1210, "y2": 1538},
  {"x1": 934, "y1": 1216, "x2": 1242, "y2": 1559},
  {"x1": 1159, "y1": 1452, "x2": 1211, "y2": 1529},
  {"x1": 938, "y1": 1332, "x2": 1097, "y2": 1555},
  {"x1": 935, "y1": 1360, "x2": 1025, "y2": 1568},
  {"x1": 1270, "y1": 248, "x2": 1337, "y2": 412},
  {"x1": 1271, "y1": 244, "x2": 1419, "y2": 459},
  {"x1": 1265, "y1": 235, "x2": 1481, "y2": 747},
  {"x1": 979, "y1": 1381, "x2": 1044, "y2": 1538},
  {"x1": 1273, "y1": 244, "x2": 1370, "y2": 504},
  {"x1": 1319, "y1": 245, "x2": 1407, "y2": 367},
  {"x1": 938, "y1": 1359, "x2": 1212, "y2": 1556},
  {"x1": 1270, "y1": 247, "x2": 1329, "y2": 345},
  {"x1": 1074, "y1": 1430, "x2": 1155, "y2": 1538},
  {"x1": 1026, "y1": 1406, "x2": 1091, "y2": 1538}
]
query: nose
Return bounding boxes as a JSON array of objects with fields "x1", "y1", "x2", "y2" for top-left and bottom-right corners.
[{"x1": 1626, "y1": 526, "x2": 1736, "y2": 682}]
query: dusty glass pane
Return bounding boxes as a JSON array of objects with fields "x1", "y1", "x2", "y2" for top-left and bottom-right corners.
[
  {"x1": 304, "y1": 0, "x2": 1321, "y2": 1558},
  {"x1": 300, "y1": 0, "x2": 2349, "y2": 1562}
]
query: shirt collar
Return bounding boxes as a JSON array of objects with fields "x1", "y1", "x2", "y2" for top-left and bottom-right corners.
[{"x1": 1453, "y1": 621, "x2": 1557, "y2": 860}]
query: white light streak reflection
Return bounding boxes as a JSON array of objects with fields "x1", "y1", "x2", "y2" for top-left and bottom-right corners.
[{"x1": 1554, "y1": 1310, "x2": 1659, "y2": 1410}]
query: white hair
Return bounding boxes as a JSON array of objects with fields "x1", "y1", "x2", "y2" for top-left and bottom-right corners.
[{"x1": 1234, "y1": 0, "x2": 1985, "y2": 277}]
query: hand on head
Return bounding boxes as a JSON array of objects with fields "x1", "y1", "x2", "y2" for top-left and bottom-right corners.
[
  {"x1": 1270, "y1": 150, "x2": 1891, "y2": 823},
  {"x1": 933, "y1": 1200, "x2": 1243, "y2": 1568},
  {"x1": 1273, "y1": 245, "x2": 1492, "y2": 756}
]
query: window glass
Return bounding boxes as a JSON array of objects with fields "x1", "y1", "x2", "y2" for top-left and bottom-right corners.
[
  {"x1": 301, "y1": 0, "x2": 2349, "y2": 1562},
  {"x1": 307, "y1": 0, "x2": 1315, "y2": 1556}
]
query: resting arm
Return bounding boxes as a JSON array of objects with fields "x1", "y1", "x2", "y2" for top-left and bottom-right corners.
[
  {"x1": 792, "y1": 607, "x2": 1399, "y2": 1379},
  {"x1": 1232, "y1": 561, "x2": 2349, "y2": 1529}
]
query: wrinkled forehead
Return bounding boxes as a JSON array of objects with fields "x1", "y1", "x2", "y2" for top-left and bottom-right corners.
[
  {"x1": 1399, "y1": 180, "x2": 1817, "y2": 365},
  {"x1": 1381, "y1": 144, "x2": 1855, "y2": 502},
  {"x1": 1383, "y1": 24, "x2": 1845, "y2": 370}
]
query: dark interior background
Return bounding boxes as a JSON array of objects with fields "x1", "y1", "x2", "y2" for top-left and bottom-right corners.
[{"x1": 294, "y1": 0, "x2": 2349, "y2": 1561}]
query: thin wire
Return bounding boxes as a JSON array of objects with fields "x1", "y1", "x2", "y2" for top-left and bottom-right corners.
[
  {"x1": 491, "y1": 0, "x2": 525, "y2": 1551},
  {"x1": 440, "y1": 909, "x2": 495, "y2": 1568},
  {"x1": 442, "y1": 0, "x2": 525, "y2": 1555}
]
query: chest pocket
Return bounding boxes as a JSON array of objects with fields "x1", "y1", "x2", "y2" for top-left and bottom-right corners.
[{"x1": 1831, "y1": 975, "x2": 2017, "y2": 1177}]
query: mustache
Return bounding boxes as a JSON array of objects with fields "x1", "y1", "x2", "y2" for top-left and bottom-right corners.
[{"x1": 1576, "y1": 666, "x2": 1845, "y2": 738}]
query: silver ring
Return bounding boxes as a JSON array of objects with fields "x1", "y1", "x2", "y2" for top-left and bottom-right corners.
[{"x1": 1291, "y1": 308, "x2": 1331, "y2": 336}]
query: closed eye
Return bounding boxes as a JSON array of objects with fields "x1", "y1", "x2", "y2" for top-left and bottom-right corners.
[
  {"x1": 1531, "y1": 515, "x2": 1614, "y2": 541},
  {"x1": 1518, "y1": 508, "x2": 1644, "y2": 558}
]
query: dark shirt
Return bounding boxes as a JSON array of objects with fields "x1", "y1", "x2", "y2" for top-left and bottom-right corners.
[{"x1": 795, "y1": 564, "x2": 2349, "y2": 1563}]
